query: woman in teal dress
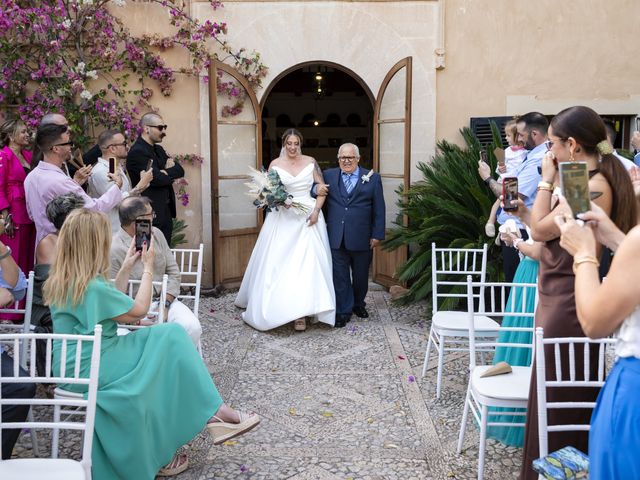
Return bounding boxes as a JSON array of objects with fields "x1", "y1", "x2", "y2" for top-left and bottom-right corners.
[
  {"x1": 44, "y1": 209, "x2": 260, "y2": 479},
  {"x1": 485, "y1": 230, "x2": 541, "y2": 448}
]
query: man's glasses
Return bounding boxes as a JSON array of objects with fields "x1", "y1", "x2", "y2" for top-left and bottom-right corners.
[
  {"x1": 544, "y1": 140, "x2": 553, "y2": 150},
  {"x1": 51, "y1": 141, "x2": 75, "y2": 149},
  {"x1": 149, "y1": 125, "x2": 168, "y2": 132},
  {"x1": 338, "y1": 156, "x2": 357, "y2": 162}
]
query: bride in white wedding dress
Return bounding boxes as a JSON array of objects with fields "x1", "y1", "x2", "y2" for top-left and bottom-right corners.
[{"x1": 235, "y1": 129, "x2": 336, "y2": 331}]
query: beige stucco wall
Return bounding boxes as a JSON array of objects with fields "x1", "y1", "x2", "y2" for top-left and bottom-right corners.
[{"x1": 437, "y1": 0, "x2": 640, "y2": 142}]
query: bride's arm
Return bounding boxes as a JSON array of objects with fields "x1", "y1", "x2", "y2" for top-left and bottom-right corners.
[{"x1": 309, "y1": 159, "x2": 325, "y2": 225}]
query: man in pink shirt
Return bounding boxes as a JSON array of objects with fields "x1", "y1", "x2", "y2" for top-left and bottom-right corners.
[{"x1": 25, "y1": 123, "x2": 123, "y2": 245}]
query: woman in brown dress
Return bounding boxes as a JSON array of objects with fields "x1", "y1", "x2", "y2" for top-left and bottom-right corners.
[{"x1": 520, "y1": 106, "x2": 637, "y2": 479}]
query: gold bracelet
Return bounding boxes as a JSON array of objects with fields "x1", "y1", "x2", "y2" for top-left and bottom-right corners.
[
  {"x1": 142, "y1": 271, "x2": 153, "y2": 276},
  {"x1": 572, "y1": 256, "x2": 599, "y2": 274}
]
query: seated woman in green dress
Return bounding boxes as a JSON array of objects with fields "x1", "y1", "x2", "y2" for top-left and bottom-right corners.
[{"x1": 44, "y1": 209, "x2": 260, "y2": 479}]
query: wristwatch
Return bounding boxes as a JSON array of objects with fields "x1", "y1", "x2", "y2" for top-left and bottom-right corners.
[{"x1": 164, "y1": 299, "x2": 173, "y2": 310}]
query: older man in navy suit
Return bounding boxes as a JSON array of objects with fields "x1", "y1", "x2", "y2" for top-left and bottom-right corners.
[{"x1": 318, "y1": 143, "x2": 385, "y2": 328}]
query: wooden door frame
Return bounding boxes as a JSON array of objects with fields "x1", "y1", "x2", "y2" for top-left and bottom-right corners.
[
  {"x1": 208, "y1": 60, "x2": 263, "y2": 285},
  {"x1": 372, "y1": 57, "x2": 412, "y2": 287}
]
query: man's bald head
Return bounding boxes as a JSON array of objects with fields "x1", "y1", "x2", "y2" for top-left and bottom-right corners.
[{"x1": 140, "y1": 112, "x2": 163, "y2": 127}]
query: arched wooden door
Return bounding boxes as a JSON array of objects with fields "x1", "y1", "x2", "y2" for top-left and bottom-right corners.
[
  {"x1": 372, "y1": 57, "x2": 412, "y2": 287},
  {"x1": 208, "y1": 60, "x2": 262, "y2": 285}
]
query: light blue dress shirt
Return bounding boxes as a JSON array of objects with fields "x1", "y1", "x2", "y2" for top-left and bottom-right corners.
[{"x1": 497, "y1": 142, "x2": 546, "y2": 229}]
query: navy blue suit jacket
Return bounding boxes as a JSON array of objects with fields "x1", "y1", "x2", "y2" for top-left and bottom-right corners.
[{"x1": 324, "y1": 167, "x2": 385, "y2": 251}]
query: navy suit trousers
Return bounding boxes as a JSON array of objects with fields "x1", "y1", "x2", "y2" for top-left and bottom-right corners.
[{"x1": 332, "y1": 244, "x2": 372, "y2": 316}]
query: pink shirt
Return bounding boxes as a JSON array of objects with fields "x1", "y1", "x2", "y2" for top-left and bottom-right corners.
[
  {"x1": 24, "y1": 160, "x2": 122, "y2": 245},
  {"x1": 0, "y1": 146, "x2": 33, "y2": 224}
]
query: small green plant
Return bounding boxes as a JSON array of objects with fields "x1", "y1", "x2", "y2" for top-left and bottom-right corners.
[
  {"x1": 383, "y1": 124, "x2": 504, "y2": 306},
  {"x1": 170, "y1": 218, "x2": 188, "y2": 248}
]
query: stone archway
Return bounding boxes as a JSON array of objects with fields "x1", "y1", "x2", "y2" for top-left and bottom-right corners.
[{"x1": 260, "y1": 61, "x2": 374, "y2": 170}]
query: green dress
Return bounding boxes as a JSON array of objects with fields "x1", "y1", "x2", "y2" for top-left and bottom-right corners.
[{"x1": 51, "y1": 277, "x2": 222, "y2": 480}]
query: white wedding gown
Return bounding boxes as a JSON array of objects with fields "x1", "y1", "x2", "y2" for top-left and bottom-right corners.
[{"x1": 235, "y1": 163, "x2": 336, "y2": 331}]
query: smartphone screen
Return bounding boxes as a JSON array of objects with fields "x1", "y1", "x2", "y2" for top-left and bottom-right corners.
[
  {"x1": 480, "y1": 150, "x2": 488, "y2": 163},
  {"x1": 502, "y1": 177, "x2": 519, "y2": 211},
  {"x1": 559, "y1": 162, "x2": 590, "y2": 217},
  {"x1": 146, "y1": 158, "x2": 154, "y2": 170},
  {"x1": 134, "y1": 219, "x2": 152, "y2": 251},
  {"x1": 108, "y1": 157, "x2": 116, "y2": 175}
]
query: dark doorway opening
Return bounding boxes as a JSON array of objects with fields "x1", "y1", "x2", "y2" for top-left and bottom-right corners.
[{"x1": 261, "y1": 63, "x2": 374, "y2": 171}]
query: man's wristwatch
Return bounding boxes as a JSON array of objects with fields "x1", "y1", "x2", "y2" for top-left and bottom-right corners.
[
  {"x1": 164, "y1": 299, "x2": 173, "y2": 309},
  {"x1": 483, "y1": 177, "x2": 492, "y2": 186}
]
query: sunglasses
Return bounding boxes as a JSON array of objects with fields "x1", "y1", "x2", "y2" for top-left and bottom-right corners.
[{"x1": 149, "y1": 125, "x2": 168, "y2": 132}]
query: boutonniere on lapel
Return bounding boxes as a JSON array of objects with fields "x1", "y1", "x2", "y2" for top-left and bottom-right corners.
[{"x1": 361, "y1": 170, "x2": 374, "y2": 184}]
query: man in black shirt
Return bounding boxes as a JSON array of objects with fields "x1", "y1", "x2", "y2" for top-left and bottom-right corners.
[{"x1": 126, "y1": 113, "x2": 184, "y2": 244}]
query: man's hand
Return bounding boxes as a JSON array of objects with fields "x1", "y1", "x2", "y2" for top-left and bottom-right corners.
[
  {"x1": 73, "y1": 165, "x2": 92, "y2": 186},
  {"x1": 478, "y1": 160, "x2": 491, "y2": 181},
  {"x1": 316, "y1": 183, "x2": 329, "y2": 196},
  {"x1": 0, "y1": 287, "x2": 14, "y2": 307},
  {"x1": 497, "y1": 163, "x2": 507, "y2": 174},
  {"x1": 630, "y1": 166, "x2": 640, "y2": 198},
  {"x1": 631, "y1": 131, "x2": 640, "y2": 151},
  {"x1": 165, "y1": 157, "x2": 175, "y2": 169},
  {"x1": 370, "y1": 238, "x2": 380, "y2": 249},
  {"x1": 134, "y1": 168, "x2": 153, "y2": 193},
  {"x1": 107, "y1": 171, "x2": 123, "y2": 188}
]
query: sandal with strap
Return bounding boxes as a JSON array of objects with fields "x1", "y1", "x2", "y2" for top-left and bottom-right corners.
[
  {"x1": 207, "y1": 411, "x2": 260, "y2": 445},
  {"x1": 157, "y1": 452, "x2": 189, "y2": 477},
  {"x1": 294, "y1": 318, "x2": 306, "y2": 331}
]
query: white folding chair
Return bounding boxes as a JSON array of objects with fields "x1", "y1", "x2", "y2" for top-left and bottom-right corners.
[
  {"x1": 0, "y1": 325, "x2": 102, "y2": 480},
  {"x1": 535, "y1": 328, "x2": 614, "y2": 458},
  {"x1": 457, "y1": 276, "x2": 538, "y2": 480},
  {"x1": 115, "y1": 274, "x2": 168, "y2": 334},
  {"x1": 170, "y1": 243, "x2": 204, "y2": 317},
  {"x1": 0, "y1": 271, "x2": 36, "y2": 366},
  {"x1": 422, "y1": 244, "x2": 495, "y2": 398},
  {"x1": 0, "y1": 271, "x2": 40, "y2": 457}
]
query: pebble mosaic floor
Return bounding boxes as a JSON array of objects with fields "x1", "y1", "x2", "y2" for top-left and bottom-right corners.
[{"x1": 14, "y1": 286, "x2": 524, "y2": 479}]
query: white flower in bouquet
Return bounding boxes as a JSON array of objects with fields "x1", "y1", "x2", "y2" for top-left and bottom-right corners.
[{"x1": 244, "y1": 166, "x2": 309, "y2": 214}]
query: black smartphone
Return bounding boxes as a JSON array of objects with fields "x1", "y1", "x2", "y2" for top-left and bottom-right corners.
[
  {"x1": 480, "y1": 150, "x2": 488, "y2": 163},
  {"x1": 502, "y1": 177, "x2": 519, "y2": 211},
  {"x1": 108, "y1": 157, "x2": 116, "y2": 175},
  {"x1": 146, "y1": 158, "x2": 154, "y2": 170},
  {"x1": 559, "y1": 162, "x2": 590, "y2": 217},
  {"x1": 134, "y1": 219, "x2": 152, "y2": 251}
]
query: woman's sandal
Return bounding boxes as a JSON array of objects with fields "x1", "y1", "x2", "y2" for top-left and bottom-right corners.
[
  {"x1": 157, "y1": 452, "x2": 189, "y2": 477},
  {"x1": 294, "y1": 318, "x2": 306, "y2": 331},
  {"x1": 207, "y1": 411, "x2": 260, "y2": 445}
]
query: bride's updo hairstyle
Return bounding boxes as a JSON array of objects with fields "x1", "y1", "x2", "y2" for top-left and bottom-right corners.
[
  {"x1": 551, "y1": 106, "x2": 636, "y2": 233},
  {"x1": 281, "y1": 128, "x2": 303, "y2": 149}
]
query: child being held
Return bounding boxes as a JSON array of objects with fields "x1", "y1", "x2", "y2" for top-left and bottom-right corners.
[{"x1": 485, "y1": 119, "x2": 529, "y2": 237}]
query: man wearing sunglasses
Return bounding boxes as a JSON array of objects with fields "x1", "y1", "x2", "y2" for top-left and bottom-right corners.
[
  {"x1": 127, "y1": 112, "x2": 185, "y2": 244},
  {"x1": 24, "y1": 123, "x2": 124, "y2": 245}
]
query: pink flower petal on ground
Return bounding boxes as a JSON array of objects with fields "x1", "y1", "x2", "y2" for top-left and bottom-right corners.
[
  {"x1": 240, "y1": 465, "x2": 247, "y2": 473},
  {"x1": 397, "y1": 355, "x2": 406, "y2": 360},
  {"x1": 408, "y1": 375, "x2": 415, "y2": 383}
]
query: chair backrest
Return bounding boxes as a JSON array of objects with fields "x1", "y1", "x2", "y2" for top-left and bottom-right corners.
[
  {"x1": 170, "y1": 244, "x2": 203, "y2": 317},
  {"x1": 118, "y1": 274, "x2": 168, "y2": 328},
  {"x1": 466, "y1": 276, "x2": 538, "y2": 370},
  {"x1": 431, "y1": 243, "x2": 488, "y2": 315},
  {"x1": 535, "y1": 327, "x2": 615, "y2": 457},
  {"x1": 0, "y1": 325, "x2": 102, "y2": 477},
  {"x1": 0, "y1": 271, "x2": 36, "y2": 366}
]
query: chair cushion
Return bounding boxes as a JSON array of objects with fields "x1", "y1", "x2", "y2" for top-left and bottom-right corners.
[
  {"x1": 0, "y1": 458, "x2": 86, "y2": 480},
  {"x1": 532, "y1": 446, "x2": 589, "y2": 479},
  {"x1": 471, "y1": 365, "x2": 532, "y2": 401},
  {"x1": 432, "y1": 311, "x2": 500, "y2": 334}
]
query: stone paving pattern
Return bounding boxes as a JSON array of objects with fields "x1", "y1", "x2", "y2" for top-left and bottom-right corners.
[{"x1": 15, "y1": 287, "x2": 523, "y2": 479}]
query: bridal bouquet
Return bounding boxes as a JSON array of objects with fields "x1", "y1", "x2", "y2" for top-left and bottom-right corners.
[{"x1": 245, "y1": 167, "x2": 309, "y2": 214}]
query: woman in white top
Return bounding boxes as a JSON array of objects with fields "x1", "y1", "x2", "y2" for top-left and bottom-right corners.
[{"x1": 555, "y1": 197, "x2": 640, "y2": 478}]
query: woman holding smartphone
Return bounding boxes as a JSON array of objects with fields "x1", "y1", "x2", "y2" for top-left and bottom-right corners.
[
  {"x1": 519, "y1": 106, "x2": 637, "y2": 479},
  {"x1": 44, "y1": 209, "x2": 260, "y2": 479}
]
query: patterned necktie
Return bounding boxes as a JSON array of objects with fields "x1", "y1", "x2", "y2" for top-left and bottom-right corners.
[{"x1": 344, "y1": 173, "x2": 355, "y2": 194}]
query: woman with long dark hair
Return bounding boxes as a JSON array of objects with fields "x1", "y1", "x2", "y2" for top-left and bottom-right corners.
[{"x1": 520, "y1": 106, "x2": 637, "y2": 479}]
